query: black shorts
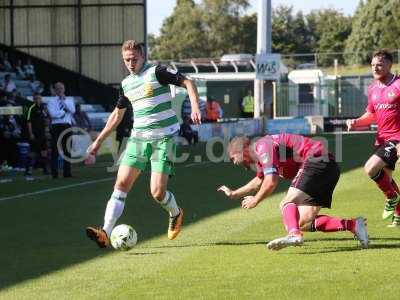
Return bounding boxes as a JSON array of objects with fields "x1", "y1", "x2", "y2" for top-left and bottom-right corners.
[
  {"x1": 30, "y1": 136, "x2": 47, "y2": 153},
  {"x1": 290, "y1": 158, "x2": 340, "y2": 208},
  {"x1": 374, "y1": 140, "x2": 399, "y2": 170}
]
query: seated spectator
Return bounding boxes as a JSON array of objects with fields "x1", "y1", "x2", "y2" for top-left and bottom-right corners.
[
  {"x1": 1, "y1": 74, "x2": 17, "y2": 93},
  {"x1": 2, "y1": 53, "x2": 13, "y2": 72},
  {"x1": 6, "y1": 89, "x2": 18, "y2": 106},
  {"x1": 181, "y1": 95, "x2": 207, "y2": 123},
  {"x1": 73, "y1": 103, "x2": 92, "y2": 132},
  {"x1": 179, "y1": 116, "x2": 198, "y2": 145},
  {"x1": 29, "y1": 77, "x2": 44, "y2": 94},
  {"x1": 205, "y1": 96, "x2": 222, "y2": 122},
  {"x1": 24, "y1": 58, "x2": 36, "y2": 80},
  {"x1": 0, "y1": 114, "x2": 22, "y2": 168},
  {"x1": 0, "y1": 94, "x2": 8, "y2": 107},
  {"x1": 15, "y1": 59, "x2": 27, "y2": 80}
]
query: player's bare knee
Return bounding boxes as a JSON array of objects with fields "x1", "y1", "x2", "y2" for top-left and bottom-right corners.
[
  {"x1": 114, "y1": 179, "x2": 130, "y2": 192},
  {"x1": 300, "y1": 221, "x2": 312, "y2": 232},
  {"x1": 151, "y1": 187, "x2": 165, "y2": 202},
  {"x1": 279, "y1": 199, "x2": 291, "y2": 211}
]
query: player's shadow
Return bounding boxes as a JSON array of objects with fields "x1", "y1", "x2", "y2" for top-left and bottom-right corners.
[
  {"x1": 126, "y1": 251, "x2": 164, "y2": 256},
  {"x1": 143, "y1": 240, "x2": 266, "y2": 249},
  {"x1": 295, "y1": 237, "x2": 400, "y2": 254}
]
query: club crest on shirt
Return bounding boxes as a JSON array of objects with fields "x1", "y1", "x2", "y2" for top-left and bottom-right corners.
[
  {"x1": 125, "y1": 82, "x2": 154, "y2": 102},
  {"x1": 387, "y1": 91, "x2": 396, "y2": 99}
]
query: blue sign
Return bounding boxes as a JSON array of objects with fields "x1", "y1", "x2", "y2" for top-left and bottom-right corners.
[{"x1": 266, "y1": 118, "x2": 310, "y2": 134}]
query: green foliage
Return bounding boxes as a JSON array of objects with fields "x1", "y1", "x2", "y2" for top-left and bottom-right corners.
[
  {"x1": 344, "y1": 0, "x2": 400, "y2": 65},
  {"x1": 306, "y1": 9, "x2": 352, "y2": 66},
  {"x1": 272, "y1": 6, "x2": 313, "y2": 56},
  {"x1": 149, "y1": 0, "x2": 207, "y2": 60},
  {"x1": 201, "y1": 0, "x2": 250, "y2": 57}
]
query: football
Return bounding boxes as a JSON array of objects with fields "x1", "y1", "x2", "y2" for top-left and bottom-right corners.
[{"x1": 110, "y1": 224, "x2": 137, "y2": 251}]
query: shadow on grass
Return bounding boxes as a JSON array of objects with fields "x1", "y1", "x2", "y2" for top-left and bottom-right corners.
[
  {"x1": 0, "y1": 133, "x2": 381, "y2": 290},
  {"x1": 126, "y1": 251, "x2": 165, "y2": 256},
  {"x1": 143, "y1": 240, "x2": 267, "y2": 249}
]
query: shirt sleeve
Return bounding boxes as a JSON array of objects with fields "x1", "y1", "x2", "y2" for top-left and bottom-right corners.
[
  {"x1": 155, "y1": 65, "x2": 186, "y2": 86},
  {"x1": 116, "y1": 85, "x2": 130, "y2": 109},
  {"x1": 254, "y1": 140, "x2": 279, "y2": 176},
  {"x1": 366, "y1": 86, "x2": 375, "y2": 113}
]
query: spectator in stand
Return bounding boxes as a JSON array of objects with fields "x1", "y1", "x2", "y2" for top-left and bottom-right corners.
[
  {"x1": 179, "y1": 116, "x2": 198, "y2": 145},
  {"x1": 0, "y1": 114, "x2": 21, "y2": 168},
  {"x1": 73, "y1": 103, "x2": 92, "y2": 132},
  {"x1": 205, "y1": 96, "x2": 222, "y2": 122},
  {"x1": 6, "y1": 89, "x2": 18, "y2": 106},
  {"x1": 1, "y1": 74, "x2": 17, "y2": 94},
  {"x1": 2, "y1": 53, "x2": 13, "y2": 72},
  {"x1": 24, "y1": 58, "x2": 36, "y2": 80},
  {"x1": 26, "y1": 93, "x2": 49, "y2": 175},
  {"x1": 15, "y1": 59, "x2": 27, "y2": 80},
  {"x1": 47, "y1": 82, "x2": 75, "y2": 178},
  {"x1": 29, "y1": 77, "x2": 44, "y2": 94},
  {"x1": 48, "y1": 83, "x2": 57, "y2": 96},
  {"x1": 116, "y1": 103, "x2": 133, "y2": 152},
  {"x1": 0, "y1": 94, "x2": 8, "y2": 106},
  {"x1": 181, "y1": 95, "x2": 206, "y2": 123}
]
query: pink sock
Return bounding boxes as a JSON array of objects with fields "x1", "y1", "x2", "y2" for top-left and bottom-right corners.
[
  {"x1": 282, "y1": 202, "x2": 301, "y2": 235},
  {"x1": 313, "y1": 215, "x2": 355, "y2": 233},
  {"x1": 372, "y1": 170, "x2": 397, "y2": 199}
]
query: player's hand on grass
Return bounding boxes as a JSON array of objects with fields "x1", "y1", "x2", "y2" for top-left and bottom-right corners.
[
  {"x1": 87, "y1": 140, "x2": 101, "y2": 156},
  {"x1": 346, "y1": 119, "x2": 356, "y2": 131},
  {"x1": 396, "y1": 144, "x2": 400, "y2": 158},
  {"x1": 217, "y1": 185, "x2": 234, "y2": 199},
  {"x1": 241, "y1": 196, "x2": 258, "y2": 209},
  {"x1": 191, "y1": 109, "x2": 202, "y2": 125}
]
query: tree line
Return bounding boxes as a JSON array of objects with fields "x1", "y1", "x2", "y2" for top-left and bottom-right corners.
[{"x1": 148, "y1": 0, "x2": 400, "y2": 66}]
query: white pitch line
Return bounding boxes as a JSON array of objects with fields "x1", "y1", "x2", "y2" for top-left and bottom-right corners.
[
  {"x1": 0, "y1": 162, "x2": 211, "y2": 202},
  {"x1": 0, "y1": 177, "x2": 114, "y2": 202}
]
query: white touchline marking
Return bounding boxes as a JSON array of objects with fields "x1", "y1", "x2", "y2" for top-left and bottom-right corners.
[
  {"x1": 0, "y1": 177, "x2": 114, "y2": 202},
  {"x1": 0, "y1": 162, "x2": 214, "y2": 202}
]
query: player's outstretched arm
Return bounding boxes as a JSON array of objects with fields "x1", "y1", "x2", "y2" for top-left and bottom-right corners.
[
  {"x1": 87, "y1": 107, "x2": 126, "y2": 155},
  {"x1": 217, "y1": 177, "x2": 262, "y2": 200},
  {"x1": 181, "y1": 78, "x2": 201, "y2": 124},
  {"x1": 347, "y1": 111, "x2": 375, "y2": 131},
  {"x1": 241, "y1": 174, "x2": 279, "y2": 209}
]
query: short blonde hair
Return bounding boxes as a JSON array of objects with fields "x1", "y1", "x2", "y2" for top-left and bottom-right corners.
[
  {"x1": 228, "y1": 136, "x2": 250, "y2": 154},
  {"x1": 121, "y1": 40, "x2": 144, "y2": 55}
]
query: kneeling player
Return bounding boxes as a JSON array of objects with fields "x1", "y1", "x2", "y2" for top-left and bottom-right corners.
[{"x1": 218, "y1": 134, "x2": 369, "y2": 251}]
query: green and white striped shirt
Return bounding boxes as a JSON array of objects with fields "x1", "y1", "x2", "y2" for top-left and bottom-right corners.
[{"x1": 118, "y1": 63, "x2": 185, "y2": 140}]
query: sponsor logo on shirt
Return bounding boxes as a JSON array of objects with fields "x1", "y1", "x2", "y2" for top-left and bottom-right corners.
[
  {"x1": 125, "y1": 83, "x2": 154, "y2": 102},
  {"x1": 374, "y1": 103, "x2": 398, "y2": 110}
]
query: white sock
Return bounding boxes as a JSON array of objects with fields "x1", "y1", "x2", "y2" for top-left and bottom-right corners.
[
  {"x1": 103, "y1": 189, "x2": 127, "y2": 237},
  {"x1": 160, "y1": 191, "x2": 180, "y2": 217}
]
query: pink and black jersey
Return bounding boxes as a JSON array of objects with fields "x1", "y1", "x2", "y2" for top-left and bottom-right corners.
[
  {"x1": 367, "y1": 75, "x2": 400, "y2": 145},
  {"x1": 254, "y1": 133, "x2": 327, "y2": 179}
]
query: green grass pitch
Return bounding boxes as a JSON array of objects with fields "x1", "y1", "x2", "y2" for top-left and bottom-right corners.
[{"x1": 1, "y1": 133, "x2": 400, "y2": 299}]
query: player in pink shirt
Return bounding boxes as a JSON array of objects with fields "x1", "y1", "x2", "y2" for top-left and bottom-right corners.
[
  {"x1": 217, "y1": 134, "x2": 369, "y2": 251},
  {"x1": 347, "y1": 49, "x2": 400, "y2": 227}
]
